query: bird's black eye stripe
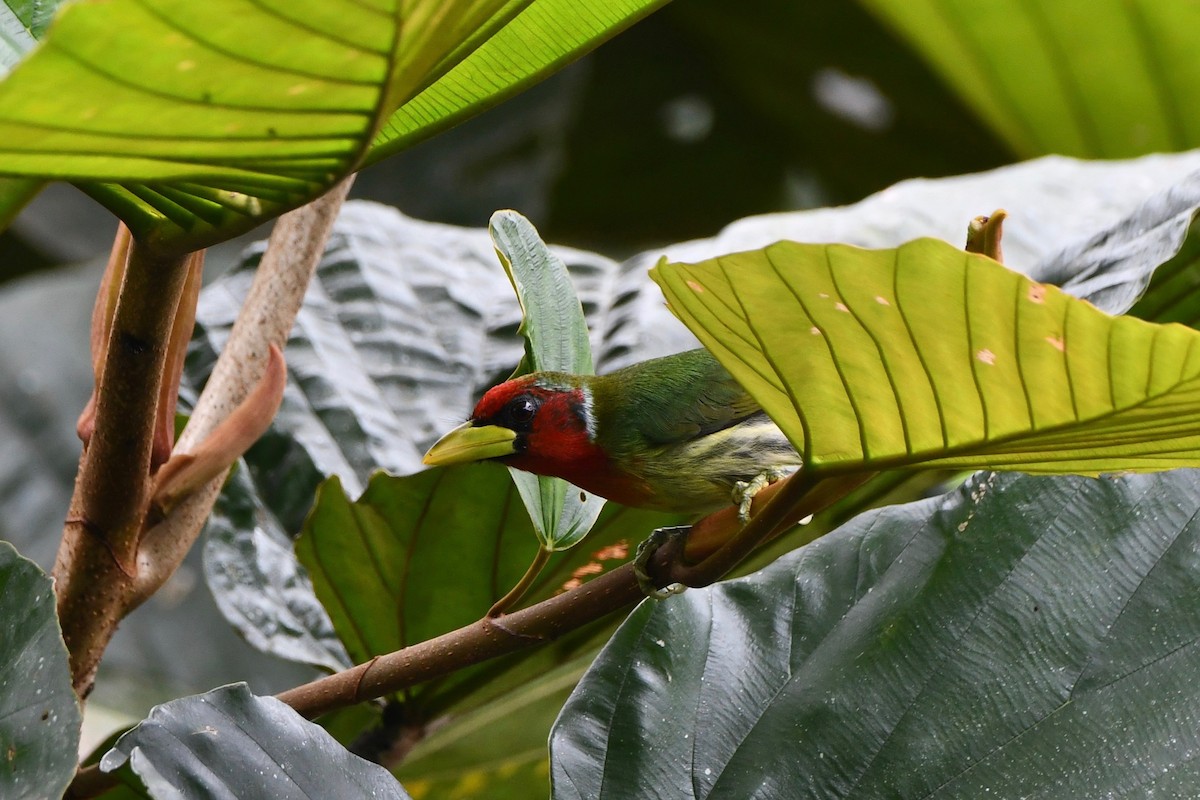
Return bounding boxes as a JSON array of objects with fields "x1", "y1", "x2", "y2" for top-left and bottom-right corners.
[{"x1": 498, "y1": 394, "x2": 540, "y2": 431}]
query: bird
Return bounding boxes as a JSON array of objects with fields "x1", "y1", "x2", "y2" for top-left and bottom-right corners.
[{"x1": 422, "y1": 348, "x2": 802, "y2": 518}]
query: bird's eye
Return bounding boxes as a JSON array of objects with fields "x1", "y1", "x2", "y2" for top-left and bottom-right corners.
[{"x1": 504, "y1": 395, "x2": 539, "y2": 427}]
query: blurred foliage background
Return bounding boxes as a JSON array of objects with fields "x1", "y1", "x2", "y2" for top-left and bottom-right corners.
[{"x1": 2, "y1": 0, "x2": 1194, "y2": 751}]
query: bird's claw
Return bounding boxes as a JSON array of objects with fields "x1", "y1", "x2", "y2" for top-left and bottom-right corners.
[
  {"x1": 732, "y1": 467, "x2": 797, "y2": 523},
  {"x1": 633, "y1": 526, "x2": 690, "y2": 599}
]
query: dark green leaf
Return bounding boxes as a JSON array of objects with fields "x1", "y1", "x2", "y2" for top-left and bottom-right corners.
[
  {"x1": 552, "y1": 470, "x2": 1200, "y2": 797},
  {"x1": 296, "y1": 466, "x2": 537, "y2": 665},
  {"x1": 1130, "y1": 215, "x2": 1200, "y2": 327},
  {"x1": 0, "y1": 541, "x2": 80, "y2": 800},
  {"x1": 101, "y1": 683, "x2": 409, "y2": 799}
]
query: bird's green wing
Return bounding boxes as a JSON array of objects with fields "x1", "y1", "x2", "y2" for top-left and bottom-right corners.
[{"x1": 598, "y1": 348, "x2": 762, "y2": 447}]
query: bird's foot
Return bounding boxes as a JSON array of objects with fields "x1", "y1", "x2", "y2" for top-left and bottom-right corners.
[
  {"x1": 633, "y1": 526, "x2": 691, "y2": 599},
  {"x1": 732, "y1": 467, "x2": 798, "y2": 523}
]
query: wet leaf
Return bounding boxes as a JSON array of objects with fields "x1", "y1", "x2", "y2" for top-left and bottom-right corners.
[
  {"x1": 553, "y1": 470, "x2": 1200, "y2": 797},
  {"x1": 101, "y1": 683, "x2": 408, "y2": 799},
  {"x1": 0, "y1": 541, "x2": 80, "y2": 800}
]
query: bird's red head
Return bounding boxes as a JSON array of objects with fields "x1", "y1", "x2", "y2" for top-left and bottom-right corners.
[
  {"x1": 427, "y1": 373, "x2": 656, "y2": 507},
  {"x1": 469, "y1": 375, "x2": 603, "y2": 479}
]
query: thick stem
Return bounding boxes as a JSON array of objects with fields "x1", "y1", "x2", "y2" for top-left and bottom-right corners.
[{"x1": 54, "y1": 239, "x2": 193, "y2": 697}]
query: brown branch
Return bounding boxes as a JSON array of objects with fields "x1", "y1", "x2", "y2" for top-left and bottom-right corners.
[
  {"x1": 53, "y1": 237, "x2": 194, "y2": 697},
  {"x1": 966, "y1": 209, "x2": 1007, "y2": 264},
  {"x1": 666, "y1": 471, "x2": 876, "y2": 587},
  {"x1": 277, "y1": 469, "x2": 872, "y2": 719},
  {"x1": 63, "y1": 179, "x2": 356, "y2": 800},
  {"x1": 277, "y1": 559, "x2": 646, "y2": 719}
]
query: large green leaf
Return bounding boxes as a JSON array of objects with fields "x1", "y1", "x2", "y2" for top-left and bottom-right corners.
[
  {"x1": 551, "y1": 469, "x2": 1200, "y2": 797},
  {"x1": 0, "y1": 0, "x2": 664, "y2": 250},
  {"x1": 490, "y1": 209, "x2": 603, "y2": 550},
  {"x1": 860, "y1": 0, "x2": 1200, "y2": 158},
  {"x1": 0, "y1": 541, "x2": 80, "y2": 800},
  {"x1": 101, "y1": 683, "x2": 408, "y2": 799},
  {"x1": 652, "y1": 236, "x2": 1200, "y2": 475}
]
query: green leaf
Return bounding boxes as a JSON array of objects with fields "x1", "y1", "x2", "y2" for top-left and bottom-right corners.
[
  {"x1": 0, "y1": 541, "x2": 80, "y2": 800},
  {"x1": 0, "y1": 0, "x2": 663, "y2": 251},
  {"x1": 490, "y1": 209, "x2": 602, "y2": 550},
  {"x1": 297, "y1": 466, "x2": 537, "y2": 666},
  {"x1": 492, "y1": 210, "x2": 594, "y2": 379},
  {"x1": 101, "y1": 683, "x2": 408, "y2": 799},
  {"x1": 859, "y1": 0, "x2": 1200, "y2": 158},
  {"x1": 551, "y1": 470, "x2": 1200, "y2": 797},
  {"x1": 1130, "y1": 215, "x2": 1200, "y2": 327},
  {"x1": 652, "y1": 236, "x2": 1200, "y2": 475}
]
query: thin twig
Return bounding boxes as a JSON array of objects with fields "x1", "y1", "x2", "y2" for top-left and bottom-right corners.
[
  {"x1": 488, "y1": 546, "x2": 552, "y2": 617},
  {"x1": 134, "y1": 176, "x2": 355, "y2": 601}
]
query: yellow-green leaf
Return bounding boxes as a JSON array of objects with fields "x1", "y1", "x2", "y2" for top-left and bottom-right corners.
[
  {"x1": 0, "y1": 0, "x2": 664, "y2": 250},
  {"x1": 651, "y1": 237, "x2": 1200, "y2": 476},
  {"x1": 859, "y1": 0, "x2": 1200, "y2": 158}
]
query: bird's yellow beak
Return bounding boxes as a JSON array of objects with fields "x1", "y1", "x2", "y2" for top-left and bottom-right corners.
[{"x1": 422, "y1": 421, "x2": 518, "y2": 466}]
